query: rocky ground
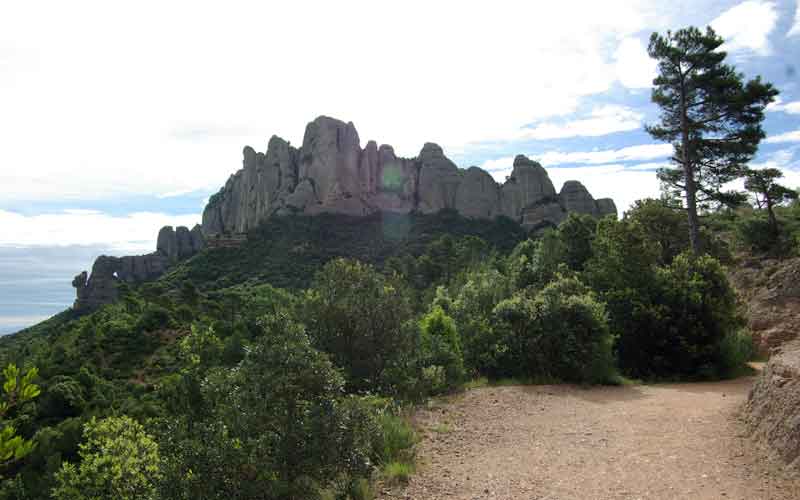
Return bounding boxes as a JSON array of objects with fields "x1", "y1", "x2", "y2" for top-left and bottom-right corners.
[
  {"x1": 745, "y1": 340, "x2": 800, "y2": 472},
  {"x1": 377, "y1": 375, "x2": 799, "y2": 500},
  {"x1": 729, "y1": 256, "x2": 800, "y2": 354}
]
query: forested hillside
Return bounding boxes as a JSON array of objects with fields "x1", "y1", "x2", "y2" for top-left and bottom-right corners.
[{"x1": 2, "y1": 196, "x2": 799, "y2": 499}]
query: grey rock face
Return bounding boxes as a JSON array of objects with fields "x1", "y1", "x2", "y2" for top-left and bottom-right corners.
[
  {"x1": 500, "y1": 156, "x2": 557, "y2": 221},
  {"x1": 455, "y1": 167, "x2": 501, "y2": 219},
  {"x1": 157, "y1": 226, "x2": 178, "y2": 259},
  {"x1": 559, "y1": 180, "x2": 598, "y2": 215},
  {"x1": 175, "y1": 226, "x2": 194, "y2": 259},
  {"x1": 190, "y1": 224, "x2": 205, "y2": 253},
  {"x1": 73, "y1": 225, "x2": 203, "y2": 312},
  {"x1": 521, "y1": 200, "x2": 568, "y2": 230},
  {"x1": 200, "y1": 116, "x2": 616, "y2": 233},
  {"x1": 72, "y1": 256, "x2": 121, "y2": 311},
  {"x1": 417, "y1": 143, "x2": 462, "y2": 214},
  {"x1": 596, "y1": 198, "x2": 618, "y2": 217}
]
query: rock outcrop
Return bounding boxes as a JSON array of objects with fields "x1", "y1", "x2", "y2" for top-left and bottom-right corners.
[
  {"x1": 729, "y1": 256, "x2": 800, "y2": 354},
  {"x1": 744, "y1": 340, "x2": 800, "y2": 472},
  {"x1": 72, "y1": 225, "x2": 204, "y2": 312},
  {"x1": 73, "y1": 115, "x2": 617, "y2": 312},
  {"x1": 202, "y1": 116, "x2": 617, "y2": 235}
]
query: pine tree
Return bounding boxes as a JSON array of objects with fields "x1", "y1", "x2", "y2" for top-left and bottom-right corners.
[
  {"x1": 646, "y1": 26, "x2": 777, "y2": 254},
  {"x1": 744, "y1": 167, "x2": 799, "y2": 234}
]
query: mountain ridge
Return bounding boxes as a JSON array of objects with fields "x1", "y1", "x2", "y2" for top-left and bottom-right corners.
[
  {"x1": 202, "y1": 115, "x2": 617, "y2": 235},
  {"x1": 71, "y1": 115, "x2": 618, "y2": 311}
]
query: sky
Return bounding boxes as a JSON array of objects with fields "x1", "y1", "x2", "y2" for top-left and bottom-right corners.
[{"x1": 1, "y1": 0, "x2": 800, "y2": 333}]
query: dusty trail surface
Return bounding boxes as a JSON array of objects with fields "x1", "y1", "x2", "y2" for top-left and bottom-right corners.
[{"x1": 378, "y1": 376, "x2": 799, "y2": 500}]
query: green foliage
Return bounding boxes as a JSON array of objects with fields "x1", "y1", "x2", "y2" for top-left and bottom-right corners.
[
  {"x1": 157, "y1": 313, "x2": 382, "y2": 500},
  {"x1": 624, "y1": 198, "x2": 690, "y2": 264},
  {"x1": 494, "y1": 276, "x2": 615, "y2": 384},
  {"x1": 52, "y1": 416, "x2": 162, "y2": 500},
  {"x1": 735, "y1": 215, "x2": 781, "y2": 253},
  {"x1": 615, "y1": 253, "x2": 742, "y2": 379},
  {"x1": 38, "y1": 377, "x2": 86, "y2": 420},
  {"x1": 558, "y1": 213, "x2": 597, "y2": 271},
  {"x1": 444, "y1": 266, "x2": 514, "y2": 377},
  {"x1": 381, "y1": 461, "x2": 414, "y2": 486},
  {"x1": 305, "y1": 259, "x2": 416, "y2": 394},
  {"x1": 647, "y1": 26, "x2": 777, "y2": 253},
  {"x1": 162, "y1": 212, "x2": 525, "y2": 292},
  {"x1": 419, "y1": 307, "x2": 465, "y2": 392},
  {"x1": 1, "y1": 364, "x2": 40, "y2": 471},
  {"x1": 744, "y1": 167, "x2": 798, "y2": 233},
  {"x1": 507, "y1": 230, "x2": 566, "y2": 290},
  {"x1": 718, "y1": 329, "x2": 755, "y2": 377}
]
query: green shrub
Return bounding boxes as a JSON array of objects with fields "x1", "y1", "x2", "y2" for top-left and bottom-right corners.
[
  {"x1": 136, "y1": 305, "x2": 172, "y2": 332},
  {"x1": 419, "y1": 306, "x2": 465, "y2": 392},
  {"x1": 158, "y1": 313, "x2": 381, "y2": 500},
  {"x1": 614, "y1": 253, "x2": 743, "y2": 379},
  {"x1": 718, "y1": 329, "x2": 755, "y2": 377},
  {"x1": 304, "y1": 259, "x2": 416, "y2": 394},
  {"x1": 735, "y1": 215, "x2": 778, "y2": 252},
  {"x1": 445, "y1": 266, "x2": 514, "y2": 377},
  {"x1": 507, "y1": 230, "x2": 566, "y2": 290},
  {"x1": 375, "y1": 411, "x2": 417, "y2": 465},
  {"x1": 38, "y1": 377, "x2": 86, "y2": 420},
  {"x1": 382, "y1": 461, "x2": 414, "y2": 486},
  {"x1": 52, "y1": 416, "x2": 162, "y2": 500},
  {"x1": 493, "y1": 276, "x2": 615, "y2": 384}
]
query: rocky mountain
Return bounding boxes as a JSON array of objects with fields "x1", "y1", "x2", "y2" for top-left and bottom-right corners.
[
  {"x1": 72, "y1": 225, "x2": 205, "y2": 310},
  {"x1": 201, "y1": 116, "x2": 617, "y2": 235},
  {"x1": 72, "y1": 115, "x2": 617, "y2": 311}
]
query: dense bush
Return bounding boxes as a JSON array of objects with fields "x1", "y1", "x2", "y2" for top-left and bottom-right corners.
[
  {"x1": 735, "y1": 215, "x2": 779, "y2": 253},
  {"x1": 52, "y1": 416, "x2": 162, "y2": 500},
  {"x1": 304, "y1": 259, "x2": 416, "y2": 394},
  {"x1": 507, "y1": 230, "x2": 566, "y2": 290},
  {"x1": 418, "y1": 307, "x2": 465, "y2": 392},
  {"x1": 158, "y1": 313, "x2": 385, "y2": 500},
  {"x1": 615, "y1": 253, "x2": 743, "y2": 379},
  {"x1": 441, "y1": 266, "x2": 514, "y2": 377},
  {"x1": 493, "y1": 276, "x2": 615, "y2": 384}
]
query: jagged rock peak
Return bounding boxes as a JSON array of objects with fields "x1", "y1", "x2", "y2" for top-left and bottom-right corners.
[
  {"x1": 73, "y1": 225, "x2": 205, "y2": 312},
  {"x1": 513, "y1": 154, "x2": 542, "y2": 168},
  {"x1": 201, "y1": 116, "x2": 618, "y2": 236}
]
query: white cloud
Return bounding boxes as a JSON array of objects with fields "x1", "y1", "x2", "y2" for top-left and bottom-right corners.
[
  {"x1": 789, "y1": 2, "x2": 800, "y2": 36},
  {"x1": 0, "y1": 210, "x2": 201, "y2": 251},
  {"x1": 748, "y1": 148, "x2": 800, "y2": 188},
  {"x1": 767, "y1": 97, "x2": 800, "y2": 114},
  {"x1": 614, "y1": 37, "x2": 657, "y2": 89},
  {"x1": 519, "y1": 105, "x2": 644, "y2": 140},
  {"x1": 765, "y1": 129, "x2": 800, "y2": 143},
  {"x1": 711, "y1": 1, "x2": 778, "y2": 56},
  {"x1": 0, "y1": 0, "x2": 686, "y2": 203},
  {"x1": 537, "y1": 143, "x2": 672, "y2": 165}
]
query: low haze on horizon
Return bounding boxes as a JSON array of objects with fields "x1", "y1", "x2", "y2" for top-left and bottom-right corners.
[{"x1": 2, "y1": 0, "x2": 800, "y2": 332}]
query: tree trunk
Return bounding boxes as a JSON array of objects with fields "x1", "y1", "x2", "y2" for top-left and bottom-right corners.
[
  {"x1": 766, "y1": 197, "x2": 778, "y2": 236},
  {"x1": 680, "y1": 81, "x2": 701, "y2": 255}
]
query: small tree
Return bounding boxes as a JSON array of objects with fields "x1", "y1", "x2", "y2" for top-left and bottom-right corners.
[
  {"x1": 304, "y1": 258, "x2": 414, "y2": 393},
  {"x1": 52, "y1": 416, "x2": 162, "y2": 500},
  {"x1": 646, "y1": 26, "x2": 777, "y2": 254},
  {"x1": 744, "y1": 167, "x2": 798, "y2": 234}
]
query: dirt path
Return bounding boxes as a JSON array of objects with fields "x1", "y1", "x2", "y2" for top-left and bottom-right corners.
[{"x1": 378, "y1": 376, "x2": 799, "y2": 500}]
